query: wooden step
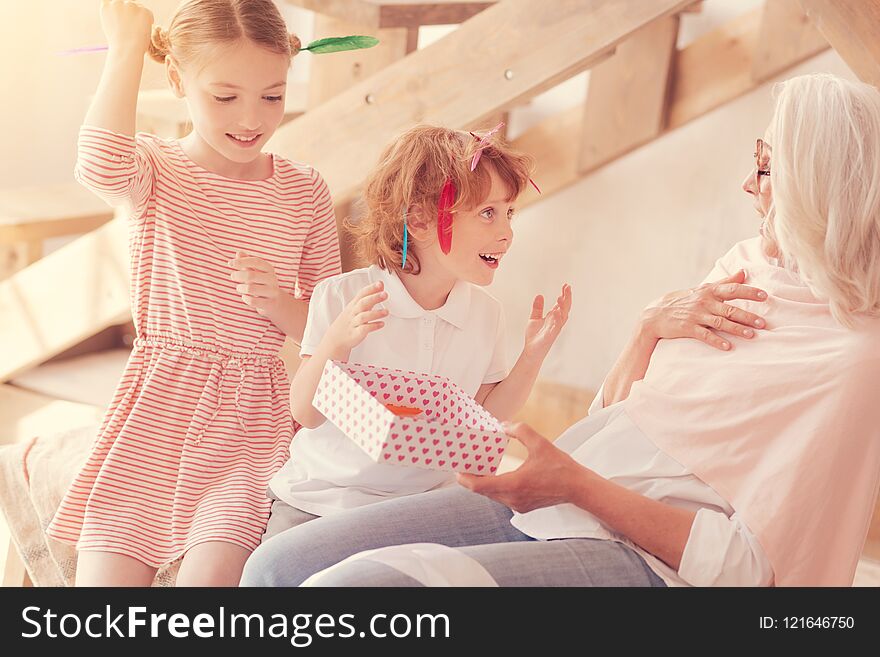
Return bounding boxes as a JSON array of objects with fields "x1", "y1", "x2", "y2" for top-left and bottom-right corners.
[
  {"x1": 0, "y1": 183, "x2": 115, "y2": 279},
  {"x1": 0, "y1": 217, "x2": 130, "y2": 383},
  {"x1": 0, "y1": 183, "x2": 113, "y2": 245},
  {"x1": 0, "y1": 383, "x2": 103, "y2": 447},
  {"x1": 9, "y1": 348, "x2": 130, "y2": 409}
]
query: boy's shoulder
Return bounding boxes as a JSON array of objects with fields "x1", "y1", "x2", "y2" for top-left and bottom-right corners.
[{"x1": 312, "y1": 266, "x2": 375, "y2": 299}]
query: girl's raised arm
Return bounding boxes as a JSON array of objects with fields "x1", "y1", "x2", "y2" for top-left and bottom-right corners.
[{"x1": 84, "y1": 0, "x2": 154, "y2": 135}]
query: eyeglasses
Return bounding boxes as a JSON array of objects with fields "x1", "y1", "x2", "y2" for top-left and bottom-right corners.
[{"x1": 754, "y1": 138, "x2": 771, "y2": 188}]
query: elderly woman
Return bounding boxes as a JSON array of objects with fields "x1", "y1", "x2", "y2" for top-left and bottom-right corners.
[{"x1": 241, "y1": 73, "x2": 880, "y2": 587}]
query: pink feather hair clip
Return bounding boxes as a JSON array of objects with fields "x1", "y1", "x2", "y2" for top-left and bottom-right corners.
[
  {"x1": 468, "y1": 122, "x2": 542, "y2": 194},
  {"x1": 436, "y1": 178, "x2": 456, "y2": 255}
]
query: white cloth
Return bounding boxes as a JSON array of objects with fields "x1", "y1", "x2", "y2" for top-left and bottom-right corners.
[
  {"x1": 302, "y1": 543, "x2": 500, "y2": 587},
  {"x1": 510, "y1": 386, "x2": 775, "y2": 587},
  {"x1": 270, "y1": 265, "x2": 509, "y2": 515}
]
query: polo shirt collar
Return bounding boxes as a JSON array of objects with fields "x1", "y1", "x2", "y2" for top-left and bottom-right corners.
[{"x1": 368, "y1": 265, "x2": 471, "y2": 330}]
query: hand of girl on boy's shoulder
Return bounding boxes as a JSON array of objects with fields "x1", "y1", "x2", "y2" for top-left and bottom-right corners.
[
  {"x1": 99, "y1": 0, "x2": 154, "y2": 54},
  {"x1": 323, "y1": 281, "x2": 389, "y2": 353},
  {"x1": 229, "y1": 251, "x2": 285, "y2": 317},
  {"x1": 522, "y1": 284, "x2": 572, "y2": 362}
]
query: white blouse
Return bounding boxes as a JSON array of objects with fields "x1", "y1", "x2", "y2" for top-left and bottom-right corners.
[{"x1": 510, "y1": 388, "x2": 775, "y2": 586}]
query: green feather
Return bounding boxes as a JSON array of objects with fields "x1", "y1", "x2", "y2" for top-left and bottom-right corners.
[{"x1": 303, "y1": 35, "x2": 380, "y2": 54}]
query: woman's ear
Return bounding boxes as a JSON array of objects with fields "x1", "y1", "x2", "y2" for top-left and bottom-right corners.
[
  {"x1": 166, "y1": 57, "x2": 185, "y2": 98},
  {"x1": 404, "y1": 205, "x2": 435, "y2": 243}
]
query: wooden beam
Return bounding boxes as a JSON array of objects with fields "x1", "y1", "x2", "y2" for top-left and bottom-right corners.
[
  {"x1": 0, "y1": 183, "x2": 113, "y2": 245},
  {"x1": 513, "y1": 6, "x2": 830, "y2": 209},
  {"x1": 798, "y1": 0, "x2": 880, "y2": 88},
  {"x1": 578, "y1": 14, "x2": 680, "y2": 173},
  {"x1": 272, "y1": 0, "x2": 697, "y2": 207},
  {"x1": 668, "y1": 8, "x2": 763, "y2": 130},
  {"x1": 0, "y1": 219, "x2": 129, "y2": 382},
  {"x1": 309, "y1": 14, "x2": 417, "y2": 109},
  {"x1": 752, "y1": 0, "x2": 827, "y2": 83},
  {"x1": 284, "y1": 0, "x2": 496, "y2": 29}
]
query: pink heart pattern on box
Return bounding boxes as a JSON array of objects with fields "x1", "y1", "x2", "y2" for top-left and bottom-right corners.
[{"x1": 313, "y1": 360, "x2": 507, "y2": 475}]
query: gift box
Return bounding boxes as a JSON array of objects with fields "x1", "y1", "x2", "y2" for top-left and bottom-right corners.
[{"x1": 313, "y1": 360, "x2": 508, "y2": 475}]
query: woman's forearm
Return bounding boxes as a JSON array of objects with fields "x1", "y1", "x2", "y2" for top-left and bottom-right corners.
[
  {"x1": 600, "y1": 321, "x2": 658, "y2": 408},
  {"x1": 567, "y1": 467, "x2": 695, "y2": 570}
]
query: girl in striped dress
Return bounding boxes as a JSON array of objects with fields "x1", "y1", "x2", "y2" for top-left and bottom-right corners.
[{"x1": 46, "y1": 0, "x2": 341, "y2": 586}]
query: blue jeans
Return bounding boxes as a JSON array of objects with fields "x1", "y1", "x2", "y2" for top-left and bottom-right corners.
[{"x1": 240, "y1": 486, "x2": 665, "y2": 587}]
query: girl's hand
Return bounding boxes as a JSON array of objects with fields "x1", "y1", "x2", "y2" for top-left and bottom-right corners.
[
  {"x1": 522, "y1": 284, "x2": 572, "y2": 362},
  {"x1": 458, "y1": 422, "x2": 585, "y2": 513},
  {"x1": 100, "y1": 0, "x2": 154, "y2": 54},
  {"x1": 323, "y1": 281, "x2": 389, "y2": 353},
  {"x1": 639, "y1": 269, "x2": 768, "y2": 351},
  {"x1": 229, "y1": 251, "x2": 284, "y2": 317}
]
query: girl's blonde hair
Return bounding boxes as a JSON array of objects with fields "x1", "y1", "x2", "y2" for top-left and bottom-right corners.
[
  {"x1": 348, "y1": 125, "x2": 534, "y2": 275},
  {"x1": 766, "y1": 73, "x2": 880, "y2": 326},
  {"x1": 146, "y1": 0, "x2": 301, "y2": 68}
]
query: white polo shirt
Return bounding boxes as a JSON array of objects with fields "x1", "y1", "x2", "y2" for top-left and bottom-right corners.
[{"x1": 269, "y1": 264, "x2": 510, "y2": 516}]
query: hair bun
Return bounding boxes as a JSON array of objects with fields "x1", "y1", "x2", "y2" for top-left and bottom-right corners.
[
  {"x1": 148, "y1": 25, "x2": 170, "y2": 62},
  {"x1": 289, "y1": 34, "x2": 301, "y2": 57}
]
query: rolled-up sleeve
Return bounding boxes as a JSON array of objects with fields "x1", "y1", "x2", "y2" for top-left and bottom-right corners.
[
  {"x1": 678, "y1": 507, "x2": 775, "y2": 586},
  {"x1": 74, "y1": 125, "x2": 155, "y2": 220}
]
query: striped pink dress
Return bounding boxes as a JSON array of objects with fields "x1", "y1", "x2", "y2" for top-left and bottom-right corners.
[{"x1": 46, "y1": 126, "x2": 341, "y2": 567}]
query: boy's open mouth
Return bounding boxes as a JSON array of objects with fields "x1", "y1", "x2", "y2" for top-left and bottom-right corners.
[{"x1": 479, "y1": 252, "x2": 503, "y2": 268}]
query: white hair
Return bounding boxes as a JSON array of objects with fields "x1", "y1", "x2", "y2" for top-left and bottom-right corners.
[{"x1": 766, "y1": 73, "x2": 880, "y2": 326}]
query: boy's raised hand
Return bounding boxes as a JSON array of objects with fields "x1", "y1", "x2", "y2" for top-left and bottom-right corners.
[
  {"x1": 229, "y1": 251, "x2": 284, "y2": 317},
  {"x1": 523, "y1": 284, "x2": 572, "y2": 361},
  {"x1": 324, "y1": 281, "x2": 389, "y2": 353},
  {"x1": 100, "y1": 0, "x2": 154, "y2": 54}
]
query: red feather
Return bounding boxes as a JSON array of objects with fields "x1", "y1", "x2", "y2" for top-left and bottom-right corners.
[{"x1": 437, "y1": 177, "x2": 456, "y2": 254}]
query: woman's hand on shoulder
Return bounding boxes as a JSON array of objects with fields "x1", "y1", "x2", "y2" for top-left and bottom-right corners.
[
  {"x1": 100, "y1": 0, "x2": 154, "y2": 55},
  {"x1": 639, "y1": 269, "x2": 768, "y2": 351}
]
